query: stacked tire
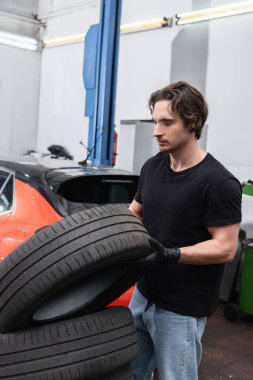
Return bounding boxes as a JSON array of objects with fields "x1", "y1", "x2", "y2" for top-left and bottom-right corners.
[{"x1": 0, "y1": 205, "x2": 152, "y2": 379}]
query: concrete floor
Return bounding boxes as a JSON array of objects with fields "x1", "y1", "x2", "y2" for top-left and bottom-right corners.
[{"x1": 199, "y1": 303, "x2": 253, "y2": 380}]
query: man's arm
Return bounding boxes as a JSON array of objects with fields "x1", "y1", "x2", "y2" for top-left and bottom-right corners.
[
  {"x1": 129, "y1": 201, "x2": 240, "y2": 266},
  {"x1": 179, "y1": 223, "x2": 240, "y2": 265},
  {"x1": 129, "y1": 200, "x2": 143, "y2": 222}
]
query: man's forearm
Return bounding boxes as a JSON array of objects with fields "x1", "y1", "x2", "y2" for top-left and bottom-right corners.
[{"x1": 179, "y1": 238, "x2": 237, "y2": 265}]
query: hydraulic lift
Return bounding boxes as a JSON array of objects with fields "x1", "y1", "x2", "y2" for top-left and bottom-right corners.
[{"x1": 83, "y1": 0, "x2": 122, "y2": 166}]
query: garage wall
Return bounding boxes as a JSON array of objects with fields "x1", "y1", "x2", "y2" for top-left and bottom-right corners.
[
  {"x1": 0, "y1": 44, "x2": 41, "y2": 157},
  {"x1": 1, "y1": 0, "x2": 253, "y2": 170},
  {"x1": 1, "y1": 0, "x2": 253, "y2": 227},
  {"x1": 37, "y1": 0, "x2": 99, "y2": 161},
  {"x1": 37, "y1": 0, "x2": 191, "y2": 162},
  {"x1": 116, "y1": 0, "x2": 253, "y2": 182},
  {"x1": 206, "y1": 15, "x2": 253, "y2": 169},
  {"x1": 0, "y1": 3, "x2": 41, "y2": 157},
  {"x1": 116, "y1": 0, "x2": 190, "y2": 121},
  {"x1": 115, "y1": 0, "x2": 253, "y2": 227},
  {"x1": 36, "y1": 0, "x2": 253, "y2": 186},
  {"x1": 0, "y1": 0, "x2": 100, "y2": 161},
  {"x1": 37, "y1": 43, "x2": 89, "y2": 161},
  {"x1": 115, "y1": 0, "x2": 209, "y2": 169},
  {"x1": 205, "y1": 5, "x2": 253, "y2": 226}
]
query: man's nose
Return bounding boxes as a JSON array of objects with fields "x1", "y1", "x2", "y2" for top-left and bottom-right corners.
[{"x1": 153, "y1": 123, "x2": 163, "y2": 137}]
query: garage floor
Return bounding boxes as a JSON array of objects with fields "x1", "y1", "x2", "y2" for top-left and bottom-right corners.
[{"x1": 199, "y1": 302, "x2": 253, "y2": 380}]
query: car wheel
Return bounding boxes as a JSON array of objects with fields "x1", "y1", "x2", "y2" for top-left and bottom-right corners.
[
  {"x1": 0, "y1": 307, "x2": 138, "y2": 380},
  {"x1": 0, "y1": 205, "x2": 151, "y2": 332}
]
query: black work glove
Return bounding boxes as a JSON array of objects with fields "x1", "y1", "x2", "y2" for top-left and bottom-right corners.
[{"x1": 148, "y1": 237, "x2": 181, "y2": 264}]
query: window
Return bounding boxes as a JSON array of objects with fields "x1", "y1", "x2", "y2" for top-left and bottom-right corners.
[
  {"x1": 57, "y1": 176, "x2": 138, "y2": 204},
  {"x1": 0, "y1": 169, "x2": 14, "y2": 214}
]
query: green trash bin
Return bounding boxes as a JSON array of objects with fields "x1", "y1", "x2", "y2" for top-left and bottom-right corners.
[{"x1": 239, "y1": 238, "x2": 253, "y2": 315}]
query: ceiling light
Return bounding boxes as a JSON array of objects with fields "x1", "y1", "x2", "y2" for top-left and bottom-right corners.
[
  {"x1": 42, "y1": 33, "x2": 85, "y2": 48},
  {"x1": 0, "y1": 31, "x2": 38, "y2": 51},
  {"x1": 176, "y1": 1, "x2": 253, "y2": 25},
  {"x1": 120, "y1": 17, "x2": 173, "y2": 34},
  {"x1": 42, "y1": 17, "x2": 173, "y2": 48}
]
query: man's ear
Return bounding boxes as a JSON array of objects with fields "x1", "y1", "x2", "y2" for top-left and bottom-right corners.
[{"x1": 188, "y1": 124, "x2": 196, "y2": 134}]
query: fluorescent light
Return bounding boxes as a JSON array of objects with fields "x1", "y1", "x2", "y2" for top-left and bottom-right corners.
[
  {"x1": 43, "y1": 33, "x2": 85, "y2": 48},
  {"x1": 120, "y1": 17, "x2": 173, "y2": 34},
  {"x1": 42, "y1": 17, "x2": 173, "y2": 49},
  {"x1": 0, "y1": 31, "x2": 38, "y2": 51},
  {"x1": 176, "y1": 1, "x2": 253, "y2": 25}
]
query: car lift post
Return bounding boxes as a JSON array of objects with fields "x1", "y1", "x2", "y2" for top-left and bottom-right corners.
[{"x1": 83, "y1": 0, "x2": 122, "y2": 166}]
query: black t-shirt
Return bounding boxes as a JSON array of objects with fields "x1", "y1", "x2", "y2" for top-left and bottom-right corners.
[{"x1": 135, "y1": 152, "x2": 242, "y2": 317}]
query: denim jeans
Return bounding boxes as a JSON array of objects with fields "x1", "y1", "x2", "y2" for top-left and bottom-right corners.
[{"x1": 129, "y1": 287, "x2": 207, "y2": 380}]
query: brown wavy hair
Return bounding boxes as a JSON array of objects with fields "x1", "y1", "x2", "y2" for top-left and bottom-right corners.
[{"x1": 148, "y1": 81, "x2": 208, "y2": 140}]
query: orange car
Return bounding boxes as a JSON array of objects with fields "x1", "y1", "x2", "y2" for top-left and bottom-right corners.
[{"x1": 0, "y1": 156, "x2": 139, "y2": 306}]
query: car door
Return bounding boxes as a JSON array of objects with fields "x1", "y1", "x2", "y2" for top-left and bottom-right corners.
[{"x1": 0, "y1": 174, "x2": 63, "y2": 261}]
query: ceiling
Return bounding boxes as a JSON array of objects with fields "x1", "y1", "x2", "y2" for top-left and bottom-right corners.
[
  {"x1": 0, "y1": 0, "x2": 98, "y2": 19},
  {"x1": 0, "y1": 0, "x2": 39, "y2": 18}
]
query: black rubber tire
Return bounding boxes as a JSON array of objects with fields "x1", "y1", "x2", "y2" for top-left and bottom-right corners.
[
  {"x1": 224, "y1": 302, "x2": 241, "y2": 321},
  {"x1": 0, "y1": 306, "x2": 138, "y2": 380},
  {"x1": 0, "y1": 205, "x2": 151, "y2": 332},
  {"x1": 96, "y1": 365, "x2": 133, "y2": 379}
]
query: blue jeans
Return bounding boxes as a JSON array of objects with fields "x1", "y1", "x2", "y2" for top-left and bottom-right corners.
[{"x1": 129, "y1": 287, "x2": 207, "y2": 380}]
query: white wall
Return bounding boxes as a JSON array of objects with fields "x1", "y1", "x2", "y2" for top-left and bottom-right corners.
[
  {"x1": 115, "y1": 0, "x2": 253, "y2": 228},
  {"x1": 39, "y1": 0, "x2": 99, "y2": 36},
  {"x1": 2, "y1": 0, "x2": 253, "y2": 167},
  {"x1": 0, "y1": 3, "x2": 41, "y2": 157},
  {"x1": 37, "y1": 43, "x2": 88, "y2": 160},
  {"x1": 0, "y1": 0, "x2": 100, "y2": 161},
  {"x1": 206, "y1": 11, "x2": 253, "y2": 176},
  {"x1": 37, "y1": 0, "x2": 99, "y2": 161},
  {"x1": 204, "y1": 8, "x2": 253, "y2": 227},
  {"x1": 117, "y1": 121, "x2": 159, "y2": 173},
  {"x1": 36, "y1": 0, "x2": 190, "y2": 162},
  {"x1": 116, "y1": 0, "x2": 190, "y2": 121},
  {"x1": 115, "y1": 0, "x2": 253, "y2": 179},
  {"x1": 1, "y1": 0, "x2": 253, "y2": 228},
  {"x1": 0, "y1": 44, "x2": 41, "y2": 156}
]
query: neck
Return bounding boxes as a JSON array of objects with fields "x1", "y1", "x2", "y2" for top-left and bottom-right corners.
[{"x1": 169, "y1": 144, "x2": 207, "y2": 172}]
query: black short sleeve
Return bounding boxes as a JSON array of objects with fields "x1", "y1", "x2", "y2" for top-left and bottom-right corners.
[
  {"x1": 204, "y1": 178, "x2": 242, "y2": 227},
  {"x1": 132, "y1": 153, "x2": 243, "y2": 317},
  {"x1": 135, "y1": 184, "x2": 142, "y2": 204}
]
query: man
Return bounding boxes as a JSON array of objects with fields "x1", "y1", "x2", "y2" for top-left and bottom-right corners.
[{"x1": 128, "y1": 81, "x2": 242, "y2": 380}]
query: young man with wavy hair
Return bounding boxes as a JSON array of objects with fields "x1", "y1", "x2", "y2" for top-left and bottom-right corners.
[{"x1": 129, "y1": 81, "x2": 241, "y2": 380}]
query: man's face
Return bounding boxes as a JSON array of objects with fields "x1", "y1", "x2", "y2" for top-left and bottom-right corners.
[{"x1": 152, "y1": 100, "x2": 194, "y2": 154}]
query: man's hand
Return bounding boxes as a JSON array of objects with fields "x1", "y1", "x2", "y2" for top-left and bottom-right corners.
[
  {"x1": 126, "y1": 237, "x2": 181, "y2": 271},
  {"x1": 148, "y1": 237, "x2": 181, "y2": 264}
]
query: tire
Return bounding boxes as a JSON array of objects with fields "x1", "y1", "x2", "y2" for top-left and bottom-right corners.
[
  {"x1": 96, "y1": 365, "x2": 133, "y2": 380},
  {"x1": 0, "y1": 205, "x2": 151, "y2": 332},
  {"x1": 224, "y1": 302, "x2": 240, "y2": 321},
  {"x1": 0, "y1": 307, "x2": 138, "y2": 380}
]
